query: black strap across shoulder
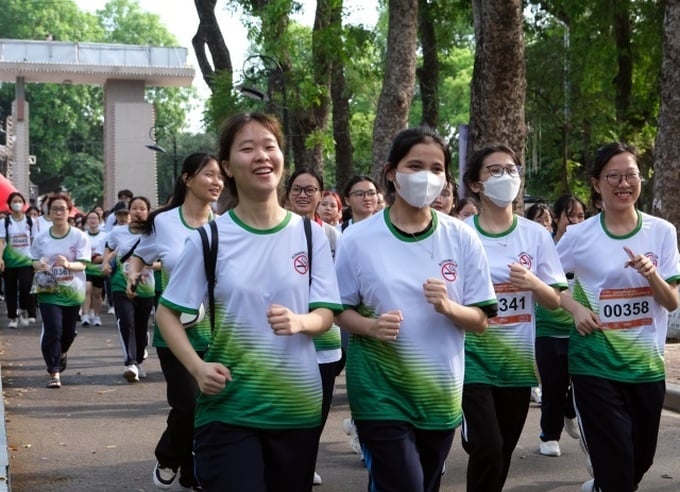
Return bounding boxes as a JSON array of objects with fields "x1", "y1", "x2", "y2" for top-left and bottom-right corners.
[
  {"x1": 198, "y1": 220, "x2": 218, "y2": 336},
  {"x1": 303, "y1": 216, "x2": 312, "y2": 286}
]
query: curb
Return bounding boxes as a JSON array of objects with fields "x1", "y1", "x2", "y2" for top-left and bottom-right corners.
[
  {"x1": 0, "y1": 367, "x2": 9, "y2": 492},
  {"x1": 664, "y1": 383, "x2": 680, "y2": 414}
]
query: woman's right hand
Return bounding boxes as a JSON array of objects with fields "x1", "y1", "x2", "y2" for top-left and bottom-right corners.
[
  {"x1": 192, "y1": 361, "x2": 232, "y2": 395},
  {"x1": 372, "y1": 310, "x2": 403, "y2": 342},
  {"x1": 572, "y1": 304, "x2": 601, "y2": 336}
]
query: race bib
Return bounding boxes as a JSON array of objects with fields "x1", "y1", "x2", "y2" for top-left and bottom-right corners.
[
  {"x1": 10, "y1": 233, "x2": 29, "y2": 249},
  {"x1": 51, "y1": 265, "x2": 73, "y2": 283},
  {"x1": 599, "y1": 287, "x2": 654, "y2": 330},
  {"x1": 489, "y1": 282, "x2": 532, "y2": 325}
]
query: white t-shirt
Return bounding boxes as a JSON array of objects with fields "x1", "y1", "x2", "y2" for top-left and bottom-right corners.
[
  {"x1": 134, "y1": 206, "x2": 214, "y2": 350},
  {"x1": 463, "y1": 215, "x2": 567, "y2": 387},
  {"x1": 160, "y1": 210, "x2": 342, "y2": 430},
  {"x1": 335, "y1": 209, "x2": 496, "y2": 430},
  {"x1": 557, "y1": 211, "x2": 680, "y2": 383},
  {"x1": 1, "y1": 215, "x2": 37, "y2": 268},
  {"x1": 84, "y1": 230, "x2": 108, "y2": 277},
  {"x1": 30, "y1": 226, "x2": 90, "y2": 306},
  {"x1": 106, "y1": 225, "x2": 154, "y2": 298}
]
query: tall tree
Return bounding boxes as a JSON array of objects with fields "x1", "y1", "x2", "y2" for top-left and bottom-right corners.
[
  {"x1": 468, "y1": 0, "x2": 527, "y2": 209},
  {"x1": 417, "y1": 0, "x2": 440, "y2": 129},
  {"x1": 370, "y1": 0, "x2": 419, "y2": 181},
  {"x1": 653, "y1": 0, "x2": 680, "y2": 241}
]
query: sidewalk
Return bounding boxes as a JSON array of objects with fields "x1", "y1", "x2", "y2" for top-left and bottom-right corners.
[{"x1": 0, "y1": 314, "x2": 679, "y2": 491}]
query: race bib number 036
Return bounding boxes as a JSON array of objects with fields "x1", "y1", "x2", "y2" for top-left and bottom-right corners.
[
  {"x1": 489, "y1": 282, "x2": 531, "y2": 326},
  {"x1": 599, "y1": 287, "x2": 653, "y2": 330}
]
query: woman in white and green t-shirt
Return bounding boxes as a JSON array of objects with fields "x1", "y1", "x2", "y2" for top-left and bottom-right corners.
[
  {"x1": 31, "y1": 193, "x2": 90, "y2": 389},
  {"x1": 558, "y1": 142, "x2": 680, "y2": 492},
  {"x1": 156, "y1": 113, "x2": 341, "y2": 492}
]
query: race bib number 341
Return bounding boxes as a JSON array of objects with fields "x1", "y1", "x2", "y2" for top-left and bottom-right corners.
[
  {"x1": 489, "y1": 282, "x2": 531, "y2": 326},
  {"x1": 599, "y1": 287, "x2": 653, "y2": 330}
]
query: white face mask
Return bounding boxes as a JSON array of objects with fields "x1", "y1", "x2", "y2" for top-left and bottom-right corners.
[
  {"x1": 395, "y1": 171, "x2": 446, "y2": 209},
  {"x1": 11, "y1": 202, "x2": 23, "y2": 212},
  {"x1": 481, "y1": 173, "x2": 521, "y2": 208}
]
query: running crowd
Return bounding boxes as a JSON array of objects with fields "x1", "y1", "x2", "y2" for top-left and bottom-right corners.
[{"x1": 0, "y1": 111, "x2": 677, "y2": 492}]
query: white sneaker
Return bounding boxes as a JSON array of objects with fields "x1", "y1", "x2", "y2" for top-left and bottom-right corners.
[
  {"x1": 152, "y1": 462, "x2": 179, "y2": 489},
  {"x1": 107, "y1": 306, "x2": 115, "y2": 314},
  {"x1": 19, "y1": 312, "x2": 29, "y2": 327},
  {"x1": 581, "y1": 479, "x2": 595, "y2": 492},
  {"x1": 313, "y1": 471, "x2": 322, "y2": 485},
  {"x1": 92, "y1": 315, "x2": 102, "y2": 326},
  {"x1": 81, "y1": 314, "x2": 90, "y2": 326},
  {"x1": 342, "y1": 418, "x2": 362, "y2": 455},
  {"x1": 539, "y1": 440, "x2": 561, "y2": 457},
  {"x1": 28, "y1": 317, "x2": 36, "y2": 324},
  {"x1": 137, "y1": 363, "x2": 147, "y2": 379},
  {"x1": 531, "y1": 386, "x2": 542, "y2": 404},
  {"x1": 8, "y1": 318, "x2": 18, "y2": 329},
  {"x1": 564, "y1": 417, "x2": 580, "y2": 439},
  {"x1": 123, "y1": 364, "x2": 139, "y2": 382}
]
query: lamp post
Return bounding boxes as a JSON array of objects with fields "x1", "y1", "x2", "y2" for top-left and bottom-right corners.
[
  {"x1": 238, "y1": 54, "x2": 291, "y2": 167},
  {"x1": 145, "y1": 125, "x2": 178, "y2": 183}
]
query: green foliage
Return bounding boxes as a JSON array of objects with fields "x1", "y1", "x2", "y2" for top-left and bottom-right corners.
[{"x1": 61, "y1": 153, "x2": 105, "y2": 211}]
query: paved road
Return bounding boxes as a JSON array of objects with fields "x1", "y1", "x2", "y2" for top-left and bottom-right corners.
[{"x1": 1, "y1": 312, "x2": 679, "y2": 491}]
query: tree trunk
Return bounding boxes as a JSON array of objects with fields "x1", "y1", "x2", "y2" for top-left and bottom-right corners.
[
  {"x1": 329, "y1": 0, "x2": 353, "y2": 193},
  {"x1": 612, "y1": 0, "x2": 633, "y2": 128},
  {"x1": 370, "y1": 0, "x2": 419, "y2": 183},
  {"x1": 417, "y1": 0, "x2": 439, "y2": 129},
  {"x1": 653, "y1": 0, "x2": 680, "y2": 242},
  {"x1": 469, "y1": 0, "x2": 527, "y2": 211},
  {"x1": 192, "y1": 0, "x2": 232, "y2": 92}
]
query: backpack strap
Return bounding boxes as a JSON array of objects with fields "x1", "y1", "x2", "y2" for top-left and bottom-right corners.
[
  {"x1": 303, "y1": 217, "x2": 312, "y2": 286},
  {"x1": 4, "y1": 215, "x2": 9, "y2": 241},
  {"x1": 198, "y1": 220, "x2": 218, "y2": 336},
  {"x1": 119, "y1": 238, "x2": 141, "y2": 264}
]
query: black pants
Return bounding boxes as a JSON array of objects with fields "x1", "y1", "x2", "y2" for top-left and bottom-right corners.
[
  {"x1": 461, "y1": 384, "x2": 530, "y2": 492},
  {"x1": 535, "y1": 336, "x2": 576, "y2": 441},
  {"x1": 4, "y1": 266, "x2": 36, "y2": 319},
  {"x1": 112, "y1": 292, "x2": 153, "y2": 366},
  {"x1": 355, "y1": 420, "x2": 454, "y2": 492},
  {"x1": 572, "y1": 375, "x2": 665, "y2": 492},
  {"x1": 194, "y1": 421, "x2": 320, "y2": 492},
  {"x1": 155, "y1": 346, "x2": 203, "y2": 489},
  {"x1": 40, "y1": 303, "x2": 79, "y2": 373}
]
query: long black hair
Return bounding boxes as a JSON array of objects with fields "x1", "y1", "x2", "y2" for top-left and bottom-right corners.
[{"x1": 140, "y1": 152, "x2": 221, "y2": 234}]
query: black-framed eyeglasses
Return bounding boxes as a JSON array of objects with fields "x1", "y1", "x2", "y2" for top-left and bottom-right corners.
[
  {"x1": 50, "y1": 206, "x2": 68, "y2": 213},
  {"x1": 291, "y1": 186, "x2": 319, "y2": 197},
  {"x1": 349, "y1": 189, "x2": 378, "y2": 199},
  {"x1": 602, "y1": 171, "x2": 642, "y2": 187},
  {"x1": 485, "y1": 164, "x2": 522, "y2": 177}
]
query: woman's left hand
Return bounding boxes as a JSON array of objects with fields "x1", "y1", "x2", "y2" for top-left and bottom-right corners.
[{"x1": 267, "y1": 304, "x2": 301, "y2": 336}]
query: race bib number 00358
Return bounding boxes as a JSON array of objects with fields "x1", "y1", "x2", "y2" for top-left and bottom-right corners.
[{"x1": 599, "y1": 287, "x2": 653, "y2": 330}]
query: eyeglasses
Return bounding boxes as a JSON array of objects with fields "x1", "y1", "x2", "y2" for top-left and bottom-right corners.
[
  {"x1": 50, "y1": 206, "x2": 68, "y2": 213},
  {"x1": 291, "y1": 186, "x2": 319, "y2": 197},
  {"x1": 349, "y1": 189, "x2": 378, "y2": 199},
  {"x1": 602, "y1": 171, "x2": 642, "y2": 187},
  {"x1": 485, "y1": 164, "x2": 522, "y2": 177}
]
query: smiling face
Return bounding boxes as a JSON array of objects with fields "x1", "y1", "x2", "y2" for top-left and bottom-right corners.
[
  {"x1": 223, "y1": 121, "x2": 284, "y2": 200},
  {"x1": 186, "y1": 158, "x2": 225, "y2": 204},
  {"x1": 592, "y1": 152, "x2": 640, "y2": 213},
  {"x1": 287, "y1": 172, "x2": 321, "y2": 218},
  {"x1": 129, "y1": 198, "x2": 149, "y2": 223}
]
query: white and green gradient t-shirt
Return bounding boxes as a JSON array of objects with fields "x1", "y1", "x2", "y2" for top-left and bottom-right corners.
[
  {"x1": 135, "y1": 207, "x2": 214, "y2": 351},
  {"x1": 106, "y1": 225, "x2": 154, "y2": 298},
  {"x1": 84, "y1": 230, "x2": 107, "y2": 278},
  {"x1": 335, "y1": 209, "x2": 496, "y2": 430},
  {"x1": 464, "y1": 215, "x2": 568, "y2": 387},
  {"x1": 160, "y1": 210, "x2": 342, "y2": 430},
  {"x1": 1, "y1": 216, "x2": 36, "y2": 268},
  {"x1": 557, "y1": 211, "x2": 680, "y2": 383},
  {"x1": 31, "y1": 226, "x2": 90, "y2": 306}
]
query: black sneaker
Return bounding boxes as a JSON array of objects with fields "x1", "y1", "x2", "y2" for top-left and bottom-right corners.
[{"x1": 153, "y1": 463, "x2": 179, "y2": 489}]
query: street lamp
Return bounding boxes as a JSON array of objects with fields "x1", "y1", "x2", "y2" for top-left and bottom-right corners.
[
  {"x1": 238, "y1": 54, "x2": 291, "y2": 167},
  {"x1": 145, "y1": 125, "x2": 178, "y2": 183}
]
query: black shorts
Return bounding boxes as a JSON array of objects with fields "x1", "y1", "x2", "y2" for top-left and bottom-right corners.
[{"x1": 86, "y1": 275, "x2": 105, "y2": 289}]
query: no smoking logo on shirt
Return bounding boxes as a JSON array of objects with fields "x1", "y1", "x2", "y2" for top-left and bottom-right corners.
[
  {"x1": 293, "y1": 253, "x2": 309, "y2": 275},
  {"x1": 441, "y1": 261, "x2": 457, "y2": 282}
]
